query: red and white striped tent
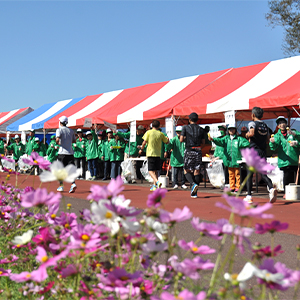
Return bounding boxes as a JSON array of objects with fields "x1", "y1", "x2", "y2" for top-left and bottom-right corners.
[
  {"x1": 42, "y1": 55, "x2": 300, "y2": 129},
  {"x1": 0, "y1": 107, "x2": 34, "y2": 133}
]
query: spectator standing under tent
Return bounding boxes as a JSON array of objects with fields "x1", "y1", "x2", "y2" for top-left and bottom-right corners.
[
  {"x1": 26, "y1": 129, "x2": 36, "y2": 156},
  {"x1": 109, "y1": 133, "x2": 125, "y2": 179},
  {"x1": 139, "y1": 120, "x2": 169, "y2": 191},
  {"x1": 0, "y1": 138, "x2": 4, "y2": 156},
  {"x1": 209, "y1": 123, "x2": 250, "y2": 193},
  {"x1": 244, "y1": 107, "x2": 277, "y2": 204},
  {"x1": 97, "y1": 132, "x2": 105, "y2": 179},
  {"x1": 101, "y1": 129, "x2": 113, "y2": 180},
  {"x1": 46, "y1": 135, "x2": 59, "y2": 163},
  {"x1": 165, "y1": 126, "x2": 187, "y2": 189},
  {"x1": 240, "y1": 126, "x2": 248, "y2": 138},
  {"x1": 56, "y1": 116, "x2": 77, "y2": 193},
  {"x1": 85, "y1": 125, "x2": 99, "y2": 181},
  {"x1": 180, "y1": 112, "x2": 205, "y2": 198},
  {"x1": 269, "y1": 116, "x2": 300, "y2": 198},
  {"x1": 34, "y1": 137, "x2": 47, "y2": 157},
  {"x1": 6, "y1": 134, "x2": 25, "y2": 163},
  {"x1": 73, "y1": 128, "x2": 87, "y2": 180}
]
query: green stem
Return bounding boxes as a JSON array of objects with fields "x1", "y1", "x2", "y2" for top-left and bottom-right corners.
[{"x1": 236, "y1": 170, "x2": 253, "y2": 198}]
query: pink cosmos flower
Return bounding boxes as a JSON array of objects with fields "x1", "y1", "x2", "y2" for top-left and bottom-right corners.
[
  {"x1": 141, "y1": 241, "x2": 168, "y2": 254},
  {"x1": 160, "y1": 206, "x2": 192, "y2": 223},
  {"x1": 216, "y1": 194, "x2": 274, "y2": 219},
  {"x1": 255, "y1": 220, "x2": 289, "y2": 234},
  {"x1": 147, "y1": 188, "x2": 168, "y2": 208},
  {"x1": 253, "y1": 245, "x2": 284, "y2": 259},
  {"x1": 32, "y1": 227, "x2": 57, "y2": 248},
  {"x1": 2, "y1": 156, "x2": 15, "y2": 163},
  {"x1": 178, "y1": 240, "x2": 216, "y2": 255},
  {"x1": 20, "y1": 188, "x2": 61, "y2": 208},
  {"x1": 241, "y1": 148, "x2": 275, "y2": 174},
  {"x1": 87, "y1": 176, "x2": 124, "y2": 202},
  {"x1": 155, "y1": 290, "x2": 206, "y2": 300},
  {"x1": 0, "y1": 268, "x2": 11, "y2": 277},
  {"x1": 61, "y1": 264, "x2": 78, "y2": 278},
  {"x1": 22, "y1": 152, "x2": 51, "y2": 170}
]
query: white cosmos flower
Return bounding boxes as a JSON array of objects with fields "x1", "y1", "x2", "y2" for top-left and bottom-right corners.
[
  {"x1": 39, "y1": 161, "x2": 81, "y2": 183},
  {"x1": 11, "y1": 229, "x2": 34, "y2": 245},
  {"x1": 121, "y1": 218, "x2": 141, "y2": 235},
  {"x1": 91, "y1": 200, "x2": 120, "y2": 236},
  {"x1": 145, "y1": 217, "x2": 168, "y2": 242}
]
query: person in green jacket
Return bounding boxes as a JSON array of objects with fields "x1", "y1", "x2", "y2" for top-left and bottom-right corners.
[
  {"x1": 101, "y1": 129, "x2": 113, "y2": 180},
  {"x1": 86, "y1": 125, "x2": 99, "y2": 180},
  {"x1": 6, "y1": 134, "x2": 25, "y2": 162},
  {"x1": 209, "y1": 123, "x2": 250, "y2": 192},
  {"x1": 269, "y1": 116, "x2": 300, "y2": 195},
  {"x1": 165, "y1": 126, "x2": 187, "y2": 189},
  {"x1": 73, "y1": 129, "x2": 87, "y2": 180},
  {"x1": 0, "y1": 138, "x2": 5, "y2": 155},
  {"x1": 46, "y1": 135, "x2": 60, "y2": 163},
  {"x1": 109, "y1": 134, "x2": 125, "y2": 179},
  {"x1": 97, "y1": 132, "x2": 105, "y2": 178},
  {"x1": 26, "y1": 129, "x2": 36, "y2": 156},
  {"x1": 34, "y1": 137, "x2": 47, "y2": 157}
]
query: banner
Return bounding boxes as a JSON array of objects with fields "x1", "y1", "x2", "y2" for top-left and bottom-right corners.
[{"x1": 130, "y1": 121, "x2": 136, "y2": 142}]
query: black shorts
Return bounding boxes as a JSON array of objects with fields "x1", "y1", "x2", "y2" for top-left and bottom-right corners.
[
  {"x1": 148, "y1": 157, "x2": 161, "y2": 171},
  {"x1": 57, "y1": 154, "x2": 75, "y2": 167}
]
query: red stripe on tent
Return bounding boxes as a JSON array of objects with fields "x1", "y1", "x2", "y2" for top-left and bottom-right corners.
[
  {"x1": 249, "y1": 71, "x2": 300, "y2": 109},
  {"x1": 142, "y1": 69, "x2": 231, "y2": 121},
  {"x1": 0, "y1": 107, "x2": 28, "y2": 125},
  {"x1": 173, "y1": 62, "x2": 269, "y2": 116},
  {"x1": 44, "y1": 94, "x2": 102, "y2": 129},
  {"x1": 76, "y1": 81, "x2": 169, "y2": 126}
]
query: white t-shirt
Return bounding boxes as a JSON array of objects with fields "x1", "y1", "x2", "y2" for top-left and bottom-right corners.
[{"x1": 56, "y1": 126, "x2": 75, "y2": 155}]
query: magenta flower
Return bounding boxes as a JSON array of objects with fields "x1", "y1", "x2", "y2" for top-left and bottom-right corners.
[
  {"x1": 147, "y1": 188, "x2": 168, "y2": 208},
  {"x1": 216, "y1": 194, "x2": 274, "y2": 219},
  {"x1": 232, "y1": 226, "x2": 254, "y2": 254},
  {"x1": 255, "y1": 221, "x2": 289, "y2": 234},
  {"x1": 2, "y1": 156, "x2": 15, "y2": 163},
  {"x1": 241, "y1": 148, "x2": 275, "y2": 174},
  {"x1": 32, "y1": 227, "x2": 57, "y2": 248},
  {"x1": 0, "y1": 268, "x2": 11, "y2": 277},
  {"x1": 178, "y1": 240, "x2": 216, "y2": 255},
  {"x1": 191, "y1": 218, "x2": 232, "y2": 240},
  {"x1": 20, "y1": 188, "x2": 61, "y2": 208},
  {"x1": 253, "y1": 245, "x2": 284, "y2": 259},
  {"x1": 22, "y1": 152, "x2": 51, "y2": 170},
  {"x1": 160, "y1": 206, "x2": 192, "y2": 223},
  {"x1": 157, "y1": 290, "x2": 206, "y2": 300},
  {"x1": 61, "y1": 264, "x2": 78, "y2": 278}
]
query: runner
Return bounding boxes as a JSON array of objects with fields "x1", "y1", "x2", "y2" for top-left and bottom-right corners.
[{"x1": 180, "y1": 112, "x2": 205, "y2": 198}]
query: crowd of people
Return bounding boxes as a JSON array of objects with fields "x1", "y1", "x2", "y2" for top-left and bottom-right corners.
[{"x1": 2, "y1": 106, "x2": 298, "y2": 202}]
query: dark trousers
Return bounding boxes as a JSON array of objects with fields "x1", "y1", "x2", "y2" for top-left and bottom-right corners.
[
  {"x1": 103, "y1": 161, "x2": 111, "y2": 179},
  {"x1": 173, "y1": 167, "x2": 185, "y2": 186},
  {"x1": 97, "y1": 159, "x2": 104, "y2": 178},
  {"x1": 281, "y1": 165, "x2": 299, "y2": 191},
  {"x1": 75, "y1": 157, "x2": 86, "y2": 179},
  {"x1": 111, "y1": 161, "x2": 122, "y2": 179},
  {"x1": 88, "y1": 159, "x2": 97, "y2": 177}
]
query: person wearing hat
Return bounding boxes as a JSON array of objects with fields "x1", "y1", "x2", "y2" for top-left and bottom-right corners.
[
  {"x1": 101, "y1": 128, "x2": 114, "y2": 180},
  {"x1": 244, "y1": 107, "x2": 277, "y2": 204},
  {"x1": 26, "y1": 129, "x2": 36, "y2": 156},
  {"x1": 139, "y1": 120, "x2": 169, "y2": 191},
  {"x1": 56, "y1": 116, "x2": 77, "y2": 193},
  {"x1": 239, "y1": 126, "x2": 248, "y2": 138},
  {"x1": 85, "y1": 125, "x2": 99, "y2": 181},
  {"x1": 97, "y1": 131, "x2": 105, "y2": 179},
  {"x1": 72, "y1": 128, "x2": 87, "y2": 180},
  {"x1": 109, "y1": 133, "x2": 125, "y2": 179},
  {"x1": 209, "y1": 123, "x2": 250, "y2": 193},
  {"x1": 165, "y1": 126, "x2": 187, "y2": 189},
  {"x1": 0, "y1": 138, "x2": 4, "y2": 156},
  {"x1": 46, "y1": 135, "x2": 60, "y2": 163},
  {"x1": 5, "y1": 134, "x2": 25, "y2": 162},
  {"x1": 179, "y1": 112, "x2": 205, "y2": 198},
  {"x1": 114, "y1": 125, "x2": 145, "y2": 182},
  {"x1": 34, "y1": 137, "x2": 47, "y2": 157},
  {"x1": 269, "y1": 116, "x2": 300, "y2": 198}
]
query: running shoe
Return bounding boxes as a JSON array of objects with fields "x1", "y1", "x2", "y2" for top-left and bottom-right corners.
[
  {"x1": 173, "y1": 184, "x2": 179, "y2": 189},
  {"x1": 181, "y1": 184, "x2": 188, "y2": 190},
  {"x1": 191, "y1": 184, "x2": 198, "y2": 198},
  {"x1": 269, "y1": 188, "x2": 278, "y2": 203},
  {"x1": 57, "y1": 186, "x2": 64, "y2": 192},
  {"x1": 156, "y1": 181, "x2": 162, "y2": 188},
  {"x1": 243, "y1": 195, "x2": 253, "y2": 204},
  {"x1": 150, "y1": 185, "x2": 157, "y2": 192},
  {"x1": 69, "y1": 183, "x2": 77, "y2": 194}
]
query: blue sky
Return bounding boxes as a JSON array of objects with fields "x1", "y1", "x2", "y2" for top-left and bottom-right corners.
[{"x1": 1, "y1": 1, "x2": 285, "y2": 112}]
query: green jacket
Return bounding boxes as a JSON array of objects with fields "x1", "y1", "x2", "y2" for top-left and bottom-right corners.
[
  {"x1": 101, "y1": 139, "x2": 112, "y2": 161},
  {"x1": 0, "y1": 140, "x2": 4, "y2": 155},
  {"x1": 166, "y1": 135, "x2": 185, "y2": 167},
  {"x1": 98, "y1": 140, "x2": 104, "y2": 160},
  {"x1": 86, "y1": 130, "x2": 98, "y2": 161},
  {"x1": 109, "y1": 139, "x2": 126, "y2": 161},
  {"x1": 26, "y1": 137, "x2": 36, "y2": 155},
  {"x1": 34, "y1": 142, "x2": 47, "y2": 157},
  {"x1": 46, "y1": 140, "x2": 59, "y2": 163},
  {"x1": 213, "y1": 135, "x2": 250, "y2": 168},
  {"x1": 73, "y1": 137, "x2": 87, "y2": 158},
  {"x1": 117, "y1": 131, "x2": 144, "y2": 157},
  {"x1": 269, "y1": 130, "x2": 300, "y2": 168},
  {"x1": 7, "y1": 142, "x2": 25, "y2": 161}
]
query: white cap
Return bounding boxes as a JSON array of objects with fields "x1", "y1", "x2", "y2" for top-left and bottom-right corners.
[
  {"x1": 175, "y1": 126, "x2": 182, "y2": 132},
  {"x1": 106, "y1": 128, "x2": 112, "y2": 133},
  {"x1": 59, "y1": 116, "x2": 68, "y2": 124},
  {"x1": 35, "y1": 137, "x2": 40, "y2": 141},
  {"x1": 14, "y1": 135, "x2": 20, "y2": 139},
  {"x1": 77, "y1": 128, "x2": 82, "y2": 132},
  {"x1": 227, "y1": 123, "x2": 236, "y2": 129},
  {"x1": 86, "y1": 131, "x2": 92, "y2": 135}
]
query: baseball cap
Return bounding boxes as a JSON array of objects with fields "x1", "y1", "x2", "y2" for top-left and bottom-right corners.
[
  {"x1": 175, "y1": 126, "x2": 182, "y2": 132},
  {"x1": 59, "y1": 116, "x2": 68, "y2": 124},
  {"x1": 14, "y1": 135, "x2": 20, "y2": 139},
  {"x1": 218, "y1": 125, "x2": 227, "y2": 131},
  {"x1": 30, "y1": 129, "x2": 35, "y2": 132},
  {"x1": 35, "y1": 137, "x2": 40, "y2": 142},
  {"x1": 51, "y1": 135, "x2": 56, "y2": 139},
  {"x1": 137, "y1": 125, "x2": 144, "y2": 130},
  {"x1": 86, "y1": 131, "x2": 92, "y2": 136},
  {"x1": 241, "y1": 126, "x2": 248, "y2": 132},
  {"x1": 106, "y1": 128, "x2": 112, "y2": 133},
  {"x1": 276, "y1": 116, "x2": 287, "y2": 124},
  {"x1": 77, "y1": 128, "x2": 82, "y2": 132},
  {"x1": 227, "y1": 123, "x2": 236, "y2": 129}
]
